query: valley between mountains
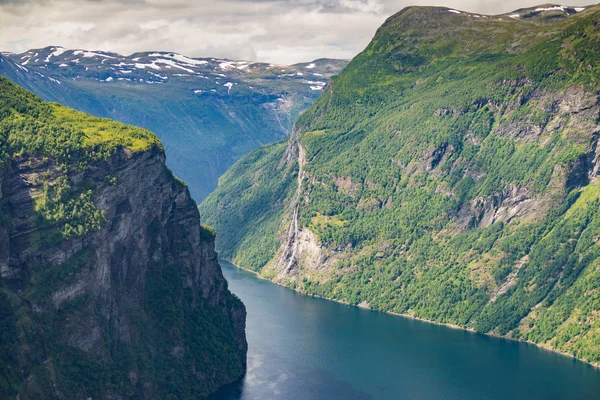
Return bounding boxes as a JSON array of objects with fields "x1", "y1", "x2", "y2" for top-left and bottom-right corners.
[
  {"x1": 2, "y1": 2, "x2": 600, "y2": 399},
  {"x1": 0, "y1": 49, "x2": 347, "y2": 201}
]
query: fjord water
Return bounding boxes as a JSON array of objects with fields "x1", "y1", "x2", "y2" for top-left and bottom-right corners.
[{"x1": 211, "y1": 261, "x2": 600, "y2": 400}]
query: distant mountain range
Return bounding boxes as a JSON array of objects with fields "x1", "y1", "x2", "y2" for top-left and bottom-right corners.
[{"x1": 0, "y1": 47, "x2": 347, "y2": 200}]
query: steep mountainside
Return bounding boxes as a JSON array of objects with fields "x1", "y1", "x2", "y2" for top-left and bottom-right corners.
[
  {"x1": 200, "y1": 4, "x2": 600, "y2": 364},
  {"x1": 0, "y1": 50, "x2": 347, "y2": 201},
  {"x1": 0, "y1": 77, "x2": 246, "y2": 399}
]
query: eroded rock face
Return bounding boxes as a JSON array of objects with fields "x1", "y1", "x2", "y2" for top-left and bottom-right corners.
[
  {"x1": 1, "y1": 146, "x2": 246, "y2": 399},
  {"x1": 455, "y1": 186, "x2": 547, "y2": 230}
]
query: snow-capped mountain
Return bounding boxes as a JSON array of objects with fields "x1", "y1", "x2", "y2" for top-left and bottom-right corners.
[
  {"x1": 0, "y1": 47, "x2": 347, "y2": 200},
  {"x1": 8, "y1": 46, "x2": 342, "y2": 93}
]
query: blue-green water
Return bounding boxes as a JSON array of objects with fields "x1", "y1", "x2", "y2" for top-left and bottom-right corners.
[{"x1": 210, "y1": 261, "x2": 600, "y2": 400}]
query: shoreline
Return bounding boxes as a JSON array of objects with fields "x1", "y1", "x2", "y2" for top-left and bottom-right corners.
[{"x1": 220, "y1": 258, "x2": 600, "y2": 370}]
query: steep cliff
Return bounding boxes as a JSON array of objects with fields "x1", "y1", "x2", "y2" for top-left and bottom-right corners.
[
  {"x1": 200, "y1": 4, "x2": 600, "y2": 365},
  {"x1": 0, "y1": 77, "x2": 246, "y2": 399}
]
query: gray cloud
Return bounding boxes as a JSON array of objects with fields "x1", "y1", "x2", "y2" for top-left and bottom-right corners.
[{"x1": 0, "y1": 0, "x2": 589, "y2": 64}]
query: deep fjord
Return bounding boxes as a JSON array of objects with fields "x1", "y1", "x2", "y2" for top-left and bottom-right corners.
[{"x1": 211, "y1": 261, "x2": 600, "y2": 400}]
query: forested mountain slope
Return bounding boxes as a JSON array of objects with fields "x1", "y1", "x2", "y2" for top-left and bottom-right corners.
[
  {"x1": 0, "y1": 49, "x2": 347, "y2": 200},
  {"x1": 0, "y1": 77, "x2": 246, "y2": 399},
  {"x1": 200, "y1": 4, "x2": 600, "y2": 364}
]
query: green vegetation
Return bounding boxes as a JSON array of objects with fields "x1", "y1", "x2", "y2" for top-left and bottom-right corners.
[
  {"x1": 201, "y1": 142, "x2": 298, "y2": 271},
  {"x1": 0, "y1": 76, "x2": 160, "y2": 239},
  {"x1": 200, "y1": 5, "x2": 600, "y2": 364},
  {"x1": 51, "y1": 104, "x2": 161, "y2": 153}
]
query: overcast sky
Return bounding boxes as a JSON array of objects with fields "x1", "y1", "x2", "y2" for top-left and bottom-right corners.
[{"x1": 0, "y1": 0, "x2": 589, "y2": 64}]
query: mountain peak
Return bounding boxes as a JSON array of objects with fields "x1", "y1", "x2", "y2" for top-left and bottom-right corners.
[{"x1": 382, "y1": 3, "x2": 589, "y2": 32}]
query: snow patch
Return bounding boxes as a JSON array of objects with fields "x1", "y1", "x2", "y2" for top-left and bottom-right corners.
[
  {"x1": 303, "y1": 80, "x2": 326, "y2": 87},
  {"x1": 534, "y1": 6, "x2": 565, "y2": 12},
  {"x1": 449, "y1": 9, "x2": 461, "y2": 14},
  {"x1": 73, "y1": 50, "x2": 115, "y2": 59},
  {"x1": 149, "y1": 52, "x2": 209, "y2": 66},
  {"x1": 219, "y1": 60, "x2": 250, "y2": 71},
  {"x1": 224, "y1": 82, "x2": 234, "y2": 94},
  {"x1": 45, "y1": 47, "x2": 67, "y2": 62},
  {"x1": 509, "y1": 14, "x2": 520, "y2": 18},
  {"x1": 305, "y1": 63, "x2": 316, "y2": 69},
  {"x1": 154, "y1": 59, "x2": 194, "y2": 72},
  {"x1": 105, "y1": 77, "x2": 113, "y2": 82},
  {"x1": 135, "y1": 62, "x2": 161, "y2": 71},
  {"x1": 133, "y1": 59, "x2": 194, "y2": 72}
]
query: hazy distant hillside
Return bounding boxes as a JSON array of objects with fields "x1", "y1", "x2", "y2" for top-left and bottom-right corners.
[{"x1": 0, "y1": 48, "x2": 347, "y2": 200}]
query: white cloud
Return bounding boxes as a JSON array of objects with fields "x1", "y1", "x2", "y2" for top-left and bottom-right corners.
[
  {"x1": 338, "y1": 0, "x2": 384, "y2": 13},
  {"x1": 0, "y1": 0, "x2": 589, "y2": 64}
]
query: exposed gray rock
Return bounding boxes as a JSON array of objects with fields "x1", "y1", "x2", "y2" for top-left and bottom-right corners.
[{"x1": 455, "y1": 186, "x2": 547, "y2": 230}]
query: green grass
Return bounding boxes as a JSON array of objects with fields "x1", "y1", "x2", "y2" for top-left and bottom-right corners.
[
  {"x1": 51, "y1": 103, "x2": 161, "y2": 153},
  {"x1": 0, "y1": 76, "x2": 163, "y2": 239}
]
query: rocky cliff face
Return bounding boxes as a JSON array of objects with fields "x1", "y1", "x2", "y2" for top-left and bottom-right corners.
[{"x1": 0, "y1": 79, "x2": 246, "y2": 398}]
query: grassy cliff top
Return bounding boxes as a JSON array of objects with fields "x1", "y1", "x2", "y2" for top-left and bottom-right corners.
[
  {"x1": 0, "y1": 76, "x2": 165, "y2": 240},
  {"x1": 0, "y1": 76, "x2": 161, "y2": 166}
]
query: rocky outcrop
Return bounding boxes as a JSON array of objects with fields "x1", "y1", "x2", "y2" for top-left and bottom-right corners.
[
  {"x1": 455, "y1": 186, "x2": 547, "y2": 230},
  {"x1": 0, "y1": 145, "x2": 246, "y2": 399}
]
